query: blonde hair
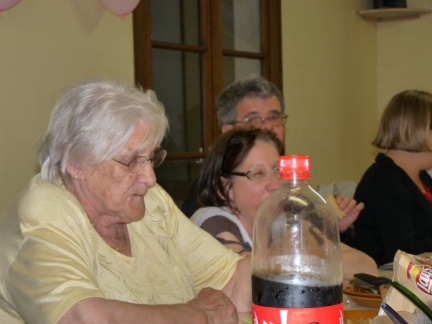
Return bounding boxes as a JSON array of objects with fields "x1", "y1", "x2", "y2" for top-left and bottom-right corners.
[{"x1": 372, "y1": 90, "x2": 432, "y2": 152}]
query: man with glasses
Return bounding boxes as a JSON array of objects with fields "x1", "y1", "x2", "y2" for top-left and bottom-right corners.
[
  {"x1": 182, "y1": 76, "x2": 362, "y2": 234},
  {"x1": 217, "y1": 76, "x2": 287, "y2": 144}
]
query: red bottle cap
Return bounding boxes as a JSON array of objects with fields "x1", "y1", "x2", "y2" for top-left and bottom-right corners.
[{"x1": 279, "y1": 155, "x2": 310, "y2": 180}]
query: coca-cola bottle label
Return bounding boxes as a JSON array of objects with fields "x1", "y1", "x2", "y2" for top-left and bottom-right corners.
[{"x1": 252, "y1": 303, "x2": 344, "y2": 324}]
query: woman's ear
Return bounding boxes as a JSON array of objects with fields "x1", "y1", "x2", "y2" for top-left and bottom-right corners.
[
  {"x1": 63, "y1": 144, "x2": 81, "y2": 179},
  {"x1": 221, "y1": 176, "x2": 234, "y2": 201},
  {"x1": 66, "y1": 163, "x2": 80, "y2": 180}
]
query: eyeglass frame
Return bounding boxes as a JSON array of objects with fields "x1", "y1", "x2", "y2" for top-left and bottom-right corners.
[
  {"x1": 230, "y1": 113, "x2": 288, "y2": 128},
  {"x1": 221, "y1": 165, "x2": 280, "y2": 183},
  {"x1": 112, "y1": 149, "x2": 167, "y2": 173}
]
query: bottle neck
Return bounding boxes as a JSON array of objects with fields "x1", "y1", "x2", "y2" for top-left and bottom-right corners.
[{"x1": 280, "y1": 177, "x2": 310, "y2": 186}]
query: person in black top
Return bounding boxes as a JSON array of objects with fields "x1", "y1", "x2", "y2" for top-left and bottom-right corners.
[{"x1": 350, "y1": 90, "x2": 432, "y2": 265}]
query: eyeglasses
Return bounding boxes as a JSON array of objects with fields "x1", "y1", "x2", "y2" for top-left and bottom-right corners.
[
  {"x1": 112, "y1": 149, "x2": 167, "y2": 173},
  {"x1": 232, "y1": 113, "x2": 288, "y2": 128},
  {"x1": 221, "y1": 165, "x2": 279, "y2": 183}
]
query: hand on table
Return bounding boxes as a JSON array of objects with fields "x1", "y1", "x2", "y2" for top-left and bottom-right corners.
[{"x1": 187, "y1": 287, "x2": 238, "y2": 324}]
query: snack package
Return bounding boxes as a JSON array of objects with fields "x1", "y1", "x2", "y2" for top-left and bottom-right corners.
[
  {"x1": 382, "y1": 250, "x2": 432, "y2": 322},
  {"x1": 394, "y1": 251, "x2": 432, "y2": 307}
]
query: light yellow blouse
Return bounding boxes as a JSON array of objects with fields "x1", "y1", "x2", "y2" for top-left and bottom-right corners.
[{"x1": 0, "y1": 175, "x2": 241, "y2": 324}]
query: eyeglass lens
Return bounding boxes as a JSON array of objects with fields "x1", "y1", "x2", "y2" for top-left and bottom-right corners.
[
  {"x1": 129, "y1": 149, "x2": 167, "y2": 172},
  {"x1": 152, "y1": 149, "x2": 167, "y2": 167},
  {"x1": 247, "y1": 165, "x2": 279, "y2": 182}
]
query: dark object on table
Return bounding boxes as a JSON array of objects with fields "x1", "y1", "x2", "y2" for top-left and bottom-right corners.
[
  {"x1": 373, "y1": 0, "x2": 407, "y2": 9},
  {"x1": 354, "y1": 273, "x2": 392, "y2": 287}
]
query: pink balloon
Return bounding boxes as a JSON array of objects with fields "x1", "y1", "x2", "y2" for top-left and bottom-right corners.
[
  {"x1": 98, "y1": 0, "x2": 140, "y2": 19},
  {"x1": 0, "y1": 0, "x2": 22, "y2": 11}
]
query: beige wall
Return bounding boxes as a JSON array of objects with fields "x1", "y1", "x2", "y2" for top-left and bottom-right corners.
[
  {"x1": 281, "y1": 0, "x2": 378, "y2": 188},
  {"x1": 377, "y1": 0, "x2": 432, "y2": 112},
  {"x1": 0, "y1": 0, "x2": 135, "y2": 211},
  {"x1": 281, "y1": 0, "x2": 432, "y2": 188},
  {"x1": 1, "y1": 0, "x2": 432, "y2": 211}
]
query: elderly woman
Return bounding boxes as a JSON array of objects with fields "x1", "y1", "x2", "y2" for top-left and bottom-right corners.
[
  {"x1": 0, "y1": 79, "x2": 250, "y2": 323},
  {"x1": 191, "y1": 128, "x2": 379, "y2": 285},
  {"x1": 350, "y1": 90, "x2": 432, "y2": 265}
]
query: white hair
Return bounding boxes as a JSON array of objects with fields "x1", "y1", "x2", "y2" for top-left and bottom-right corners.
[{"x1": 39, "y1": 78, "x2": 169, "y2": 182}]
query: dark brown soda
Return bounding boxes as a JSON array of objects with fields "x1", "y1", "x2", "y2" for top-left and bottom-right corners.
[{"x1": 252, "y1": 275, "x2": 343, "y2": 308}]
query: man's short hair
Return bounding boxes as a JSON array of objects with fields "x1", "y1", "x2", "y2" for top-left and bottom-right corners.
[{"x1": 216, "y1": 76, "x2": 285, "y2": 128}]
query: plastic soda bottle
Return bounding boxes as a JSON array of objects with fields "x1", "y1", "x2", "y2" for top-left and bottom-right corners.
[{"x1": 252, "y1": 155, "x2": 343, "y2": 323}]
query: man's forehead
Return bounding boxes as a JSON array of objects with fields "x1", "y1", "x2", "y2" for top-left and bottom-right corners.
[
  {"x1": 241, "y1": 109, "x2": 282, "y2": 117},
  {"x1": 236, "y1": 96, "x2": 282, "y2": 116}
]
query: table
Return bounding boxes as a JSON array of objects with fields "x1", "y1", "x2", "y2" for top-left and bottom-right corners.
[{"x1": 343, "y1": 295, "x2": 380, "y2": 322}]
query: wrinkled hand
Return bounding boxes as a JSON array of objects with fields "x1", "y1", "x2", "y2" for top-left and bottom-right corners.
[
  {"x1": 335, "y1": 195, "x2": 364, "y2": 232},
  {"x1": 187, "y1": 287, "x2": 238, "y2": 324}
]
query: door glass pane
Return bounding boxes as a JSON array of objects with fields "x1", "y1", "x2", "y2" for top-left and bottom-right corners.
[
  {"x1": 222, "y1": 0, "x2": 261, "y2": 52},
  {"x1": 152, "y1": 48, "x2": 203, "y2": 206},
  {"x1": 151, "y1": 0, "x2": 200, "y2": 46},
  {"x1": 152, "y1": 48, "x2": 202, "y2": 155},
  {"x1": 223, "y1": 56, "x2": 262, "y2": 87}
]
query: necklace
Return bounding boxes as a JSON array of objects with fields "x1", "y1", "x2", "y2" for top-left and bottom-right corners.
[
  {"x1": 85, "y1": 211, "x2": 130, "y2": 253},
  {"x1": 107, "y1": 224, "x2": 130, "y2": 253}
]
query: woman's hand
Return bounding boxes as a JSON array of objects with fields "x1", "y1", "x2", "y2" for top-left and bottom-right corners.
[
  {"x1": 187, "y1": 287, "x2": 238, "y2": 324},
  {"x1": 335, "y1": 195, "x2": 364, "y2": 233}
]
